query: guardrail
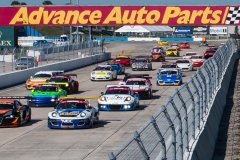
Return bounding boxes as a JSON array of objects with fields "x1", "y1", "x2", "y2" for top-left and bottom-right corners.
[
  {"x1": 107, "y1": 39, "x2": 235, "y2": 160},
  {"x1": 0, "y1": 41, "x2": 103, "y2": 74}
]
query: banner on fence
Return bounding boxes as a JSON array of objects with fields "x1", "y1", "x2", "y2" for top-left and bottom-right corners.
[
  {"x1": 192, "y1": 26, "x2": 209, "y2": 35},
  {"x1": 173, "y1": 27, "x2": 192, "y2": 34},
  {"x1": 0, "y1": 6, "x2": 239, "y2": 26},
  {"x1": 0, "y1": 26, "x2": 17, "y2": 48}
]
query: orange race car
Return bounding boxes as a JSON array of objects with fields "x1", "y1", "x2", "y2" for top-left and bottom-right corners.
[
  {"x1": 0, "y1": 96, "x2": 32, "y2": 127},
  {"x1": 180, "y1": 42, "x2": 190, "y2": 49},
  {"x1": 25, "y1": 70, "x2": 64, "y2": 90}
]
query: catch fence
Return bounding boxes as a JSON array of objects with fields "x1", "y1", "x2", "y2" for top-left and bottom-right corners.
[{"x1": 108, "y1": 39, "x2": 235, "y2": 160}]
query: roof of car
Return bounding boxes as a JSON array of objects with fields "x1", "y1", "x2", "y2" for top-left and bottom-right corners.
[
  {"x1": 97, "y1": 65, "x2": 112, "y2": 68},
  {"x1": 126, "y1": 78, "x2": 148, "y2": 81},
  {"x1": 35, "y1": 71, "x2": 64, "y2": 75},
  {"x1": 116, "y1": 55, "x2": 130, "y2": 58}
]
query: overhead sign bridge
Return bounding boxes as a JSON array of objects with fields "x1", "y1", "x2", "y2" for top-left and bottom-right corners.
[{"x1": 0, "y1": 6, "x2": 239, "y2": 26}]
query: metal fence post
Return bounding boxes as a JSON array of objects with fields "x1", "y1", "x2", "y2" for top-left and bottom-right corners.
[
  {"x1": 175, "y1": 88, "x2": 189, "y2": 152},
  {"x1": 162, "y1": 105, "x2": 176, "y2": 160},
  {"x1": 198, "y1": 69, "x2": 207, "y2": 117},
  {"x1": 133, "y1": 131, "x2": 150, "y2": 160},
  {"x1": 150, "y1": 116, "x2": 167, "y2": 160},
  {"x1": 168, "y1": 96, "x2": 183, "y2": 160}
]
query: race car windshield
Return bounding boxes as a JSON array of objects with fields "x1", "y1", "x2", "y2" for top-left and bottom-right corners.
[
  {"x1": 34, "y1": 86, "x2": 58, "y2": 92},
  {"x1": 167, "y1": 49, "x2": 176, "y2": 51},
  {"x1": 126, "y1": 81, "x2": 146, "y2": 85},
  {"x1": 176, "y1": 60, "x2": 190, "y2": 63},
  {"x1": 49, "y1": 78, "x2": 68, "y2": 82},
  {"x1": 0, "y1": 104, "x2": 14, "y2": 109},
  {"x1": 191, "y1": 56, "x2": 203, "y2": 59},
  {"x1": 56, "y1": 102, "x2": 86, "y2": 110},
  {"x1": 105, "y1": 90, "x2": 130, "y2": 95},
  {"x1": 152, "y1": 53, "x2": 161, "y2": 55},
  {"x1": 116, "y1": 57, "x2": 129, "y2": 59},
  {"x1": 186, "y1": 53, "x2": 196, "y2": 56},
  {"x1": 133, "y1": 60, "x2": 147, "y2": 63},
  {"x1": 94, "y1": 67, "x2": 111, "y2": 71},
  {"x1": 161, "y1": 65, "x2": 177, "y2": 68},
  {"x1": 161, "y1": 71, "x2": 178, "y2": 74},
  {"x1": 33, "y1": 74, "x2": 51, "y2": 78}
]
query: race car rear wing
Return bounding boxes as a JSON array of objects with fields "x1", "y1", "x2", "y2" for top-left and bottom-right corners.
[
  {"x1": 124, "y1": 73, "x2": 149, "y2": 77},
  {"x1": 106, "y1": 85, "x2": 134, "y2": 90},
  {"x1": 0, "y1": 96, "x2": 32, "y2": 99}
]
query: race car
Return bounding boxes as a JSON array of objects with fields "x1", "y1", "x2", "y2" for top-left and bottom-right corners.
[
  {"x1": 183, "y1": 52, "x2": 197, "y2": 59},
  {"x1": 119, "y1": 74, "x2": 152, "y2": 85},
  {"x1": 180, "y1": 42, "x2": 190, "y2": 49},
  {"x1": 112, "y1": 55, "x2": 132, "y2": 66},
  {"x1": 156, "y1": 68, "x2": 183, "y2": 86},
  {"x1": 160, "y1": 62, "x2": 179, "y2": 69},
  {"x1": 27, "y1": 84, "x2": 67, "y2": 107},
  {"x1": 158, "y1": 40, "x2": 169, "y2": 46},
  {"x1": 176, "y1": 59, "x2": 194, "y2": 71},
  {"x1": 47, "y1": 74, "x2": 79, "y2": 94},
  {"x1": 206, "y1": 45, "x2": 217, "y2": 51},
  {"x1": 91, "y1": 65, "x2": 117, "y2": 81},
  {"x1": 170, "y1": 44, "x2": 181, "y2": 51},
  {"x1": 48, "y1": 98, "x2": 99, "y2": 129},
  {"x1": 190, "y1": 55, "x2": 205, "y2": 67},
  {"x1": 134, "y1": 55, "x2": 153, "y2": 62},
  {"x1": 124, "y1": 78, "x2": 153, "y2": 99},
  {"x1": 98, "y1": 85, "x2": 140, "y2": 111},
  {"x1": 151, "y1": 47, "x2": 166, "y2": 62},
  {"x1": 0, "y1": 96, "x2": 32, "y2": 127},
  {"x1": 131, "y1": 58, "x2": 152, "y2": 71},
  {"x1": 25, "y1": 70, "x2": 64, "y2": 90},
  {"x1": 166, "y1": 48, "x2": 179, "y2": 56},
  {"x1": 199, "y1": 41, "x2": 208, "y2": 47},
  {"x1": 105, "y1": 61, "x2": 125, "y2": 75},
  {"x1": 203, "y1": 49, "x2": 217, "y2": 59}
]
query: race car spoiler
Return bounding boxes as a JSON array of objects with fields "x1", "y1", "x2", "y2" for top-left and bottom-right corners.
[
  {"x1": 0, "y1": 96, "x2": 32, "y2": 99},
  {"x1": 124, "y1": 73, "x2": 149, "y2": 77},
  {"x1": 106, "y1": 85, "x2": 134, "y2": 90},
  {"x1": 55, "y1": 74, "x2": 77, "y2": 77},
  {"x1": 123, "y1": 74, "x2": 152, "y2": 80}
]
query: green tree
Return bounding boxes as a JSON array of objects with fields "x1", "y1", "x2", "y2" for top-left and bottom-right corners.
[
  {"x1": 11, "y1": 1, "x2": 20, "y2": 5},
  {"x1": 20, "y1": 2, "x2": 27, "y2": 5},
  {"x1": 42, "y1": 0, "x2": 53, "y2": 5}
]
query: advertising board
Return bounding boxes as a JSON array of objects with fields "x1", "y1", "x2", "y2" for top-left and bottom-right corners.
[
  {"x1": 210, "y1": 27, "x2": 228, "y2": 34},
  {"x1": 0, "y1": 6, "x2": 239, "y2": 26},
  {"x1": 192, "y1": 26, "x2": 209, "y2": 35},
  {"x1": 173, "y1": 27, "x2": 192, "y2": 34},
  {"x1": 0, "y1": 26, "x2": 16, "y2": 48}
]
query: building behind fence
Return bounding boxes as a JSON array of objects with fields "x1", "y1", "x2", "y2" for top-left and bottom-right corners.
[{"x1": 107, "y1": 39, "x2": 235, "y2": 160}]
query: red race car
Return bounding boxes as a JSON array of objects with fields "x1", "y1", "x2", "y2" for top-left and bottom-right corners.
[
  {"x1": 180, "y1": 42, "x2": 190, "y2": 49},
  {"x1": 47, "y1": 74, "x2": 79, "y2": 94},
  {"x1": 190, "y1": 55, "x2": 205, "y2": 67},
  {"x1": 112, "y1": 55, "x2": 132, "y2": 66},
  {"x1": 203, "y1": 49, "x2": 217, "y2": 59}
]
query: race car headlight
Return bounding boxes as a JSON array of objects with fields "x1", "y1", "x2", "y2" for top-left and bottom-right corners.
[
  {"x1": 5, "y1": 115, "x2": 15, "y2": 119},
  {"x1": 65, "y1": 84, "x2": 69, "y2": 87},
  {"x1": 92, "y1": 72, "x2": 95, "y2": 75},
  {"x1": 125, "y1": 97, "x2": 131, "y2": 101},
  {"x1": 52, "y1": 112, "x2": 58, "y2": 117},
  {"x1": 158, "y1": 75, "x2": 162, "y2": 78},
  {"x1": 145, "y1": 88, "x2": 149, "y2": 91},
  {"x1": 51, "y1": 98, "x2": 56, "y2": 102},
  {"x1": 176, "y1": 75, "x2": 180, "y2": 78},
  {"x1": 80, "y1": 112, "x2": 86, "y2": 117},
  {"x1": 100, "y1": 96, "x2": 106, "y2": 101},
  {"x1": 107, "y1": 72, "x2": 111, "y2": 75}
]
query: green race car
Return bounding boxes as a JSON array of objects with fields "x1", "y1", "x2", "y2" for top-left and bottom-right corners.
[{"x1": 27, "y1": 83, "x2": 67, "y2": 107}]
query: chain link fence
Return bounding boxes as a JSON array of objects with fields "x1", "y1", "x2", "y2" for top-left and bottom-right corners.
[
  {"x1": 0, "y1": 41, "x2": 103, "y2": 74},
  {"x1": 107, "y1": 39, "x2": 235, "y2": 160}
]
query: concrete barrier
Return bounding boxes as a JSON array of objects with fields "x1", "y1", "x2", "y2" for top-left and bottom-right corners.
[
  {"x1": 128, "y1": 37, "x2": 160, "y2": 41},
  {"x1": 0, "y1": 52, "x2": 111, "y2": 89},
  {"x1": 0, "y1": 55, "x2": 14, "y2": 62},
  {"x1": 190, "y1": 51, "x2": 240, "y2": 160}
]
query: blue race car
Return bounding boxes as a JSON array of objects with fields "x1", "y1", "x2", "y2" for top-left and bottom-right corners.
[
  {"x1": 105, "y1": 61, "x2": 125, "y2": 74},
  {"x1": 48, "y1": 98, "x2": 99, "y2": 129},
  {"x1": 27, "y1": 84, "x2": 67, "y2": 107},
  {"x1": 156, "y1": 68, "x2": 183, "y2": 86},
  {"x1": 33, "y1": 40, "x2": 55, "y2": 47}
]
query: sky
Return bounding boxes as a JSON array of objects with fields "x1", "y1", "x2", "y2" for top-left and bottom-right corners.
[{"x1": 0, "y1": 0, "x2": 239, "y2": 6}]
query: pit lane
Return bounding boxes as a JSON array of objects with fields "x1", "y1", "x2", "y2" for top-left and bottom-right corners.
[{"x1": 0, "y1": 41, "x2": 224, "y2": 160}]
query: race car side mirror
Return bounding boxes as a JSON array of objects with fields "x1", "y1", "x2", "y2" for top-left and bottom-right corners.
[
  {"x1": 30, "y1": 76, "x2": 33, "y2": 79},
  {"x1": 100, "y1": 92, "x2": 104, "y2": 95}
]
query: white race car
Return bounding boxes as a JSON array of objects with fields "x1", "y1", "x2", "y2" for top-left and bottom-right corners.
[
  {"x1": 176, "y1": 59, "x2": 194, "y2": 71},
  {"x1": 91, "y1": 65, "x2": 117, "y2": 81},
  {"x1": 98, "y1": 85, "x2": 140, "y2": 111},
  {"x1": 183, "y1": 52, "x2": 197, "y2": 59}
]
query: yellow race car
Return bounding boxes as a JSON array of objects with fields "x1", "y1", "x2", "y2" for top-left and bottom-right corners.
[
  {"x1": 166, "y1": 48, "x2": 179, "y2": 56},
  {"x1": 158, "y1": 40, "x2": 169, "y2": 46}
]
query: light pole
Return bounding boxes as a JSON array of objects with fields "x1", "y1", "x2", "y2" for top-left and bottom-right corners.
[
  {"x1": 69, "y1": 0, "x2": 73, "y2": 43},
  {"x1": 76, "y1": 0, "x2": 79, "y2": 43}
]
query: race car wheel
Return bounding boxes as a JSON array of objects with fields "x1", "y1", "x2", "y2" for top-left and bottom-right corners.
[
  {"x1": 148, "y1": 91, "x2": 152, "y2": 99},
  {"x1": 27, "y1": 109, "x2": 32, "y2": 122},
  {"x1": 156, "y1": 82, "x2": 160, "y2": 86},
  {"x1": 94, "y1": 112, "x2": 99, "y2": 124},
  {"x1": 89, "y1": 118, "x2": 93, "y2": 128}
]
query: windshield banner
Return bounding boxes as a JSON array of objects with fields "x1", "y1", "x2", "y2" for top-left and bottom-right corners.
[{"x1": 0, "y1": 6, "x2": 239, "y2": 26}]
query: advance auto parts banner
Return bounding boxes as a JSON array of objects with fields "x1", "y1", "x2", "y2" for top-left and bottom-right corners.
[{"x1": 0, "y1": 6, "x2": 239, "y2": 26}]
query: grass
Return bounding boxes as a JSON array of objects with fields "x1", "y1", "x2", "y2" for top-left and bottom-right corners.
[{"x1": 31, "y1": 26, "x2": 63, "y2": 36}]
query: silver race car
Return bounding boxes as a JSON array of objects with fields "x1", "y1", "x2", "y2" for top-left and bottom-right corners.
[{"x1": 131, "y1": 58, "x2": 152, "y2": 71}]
